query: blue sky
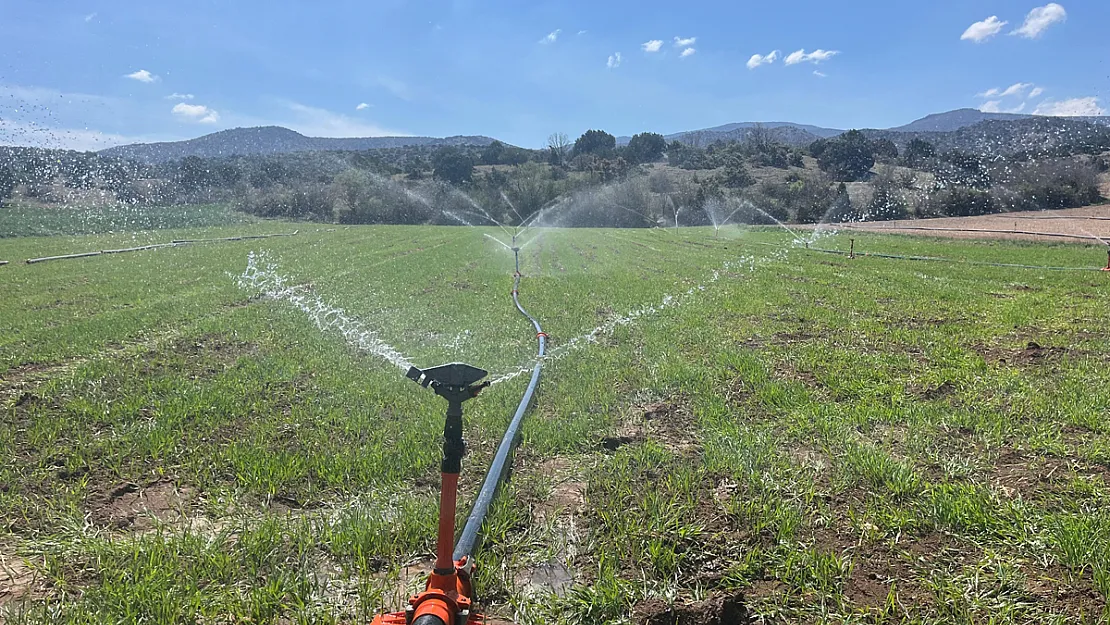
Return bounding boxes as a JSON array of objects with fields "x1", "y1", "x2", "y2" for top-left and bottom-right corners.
[{"x1": 0, "y1": 0, "x2": 1106, "y2": 150}]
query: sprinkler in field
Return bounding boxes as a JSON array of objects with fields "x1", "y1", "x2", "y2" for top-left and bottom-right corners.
[{"x1": 373, "y1": 362, "x2": 490, "y2": 625}]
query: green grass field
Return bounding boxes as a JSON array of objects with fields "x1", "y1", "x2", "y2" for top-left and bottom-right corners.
[
  {"x1": 2, "y1": 223, "x2": 1109, "y2": 624},
  {"x1": 0, "y1": 202, "x2": 256, "y2": 238}
]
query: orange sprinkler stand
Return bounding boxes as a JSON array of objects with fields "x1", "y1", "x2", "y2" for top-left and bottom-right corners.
[{"x1": 1102, "y1": 250, "x2": 1110, "y2": 272}]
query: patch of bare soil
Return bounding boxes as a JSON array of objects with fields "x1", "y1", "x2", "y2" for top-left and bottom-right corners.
[
  {"x1": 992, "y1": 448, "x2": 1109, "y2": 500},
  {"x1": 633, "y1": 592, "x2": 750, "y2": 625},
  {"x1": 976, "y1": 340, "x2": 1075, "y2": 367},
  {"x1": 86, "y1": 480, "x2": 195, "y2": 531},
  {"x1": 0, "y1": 549, "x2": 43, "y2": 608}
]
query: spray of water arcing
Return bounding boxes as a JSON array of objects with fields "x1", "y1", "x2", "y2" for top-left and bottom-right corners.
[
  {"x1": 489, "y1": 243, "x2": 793, "y2": 384},
  {"x1": 483, "y1": 233, "x2": 513, "y2": 251},
  {"x1": 237, "y1": 251, "x2": 414, "y2": 370}
]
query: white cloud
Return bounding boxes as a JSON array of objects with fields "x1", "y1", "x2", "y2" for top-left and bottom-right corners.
[
  {"x1": 814, "y1": 70, "x2": 827, "y2": 78},
  {"x1": 979, "y1": 100, "x2": 1026, "y2": 114},
  {"x1": 1029, "y1": 86, "x2": 1045, "y2": 98},
  {"x1": 642, "y1": 39, "x2": 664, "y2": 53},
  {"x1": 284, "y1": 101, "x2": 406, "y2": 137},
  {"x1": 784, "y1": 49, "x2": 838, "y2": 65},
  {"x1": 607, "y1": 52, "x2": 622, "y2": 69},
  {"x1": 679, "y1": 47, "x2": 696, "y2": 58},
  {"x1": 540, "y1": 29, "x2": 561, "y2": 44},
  {"x1": 125, "y1": 69, "x2": 158, "y2": 83},
  {"x1": 977, "y1": 82, "x2": 1034, "y2": 98},
  {"x1": 172, "y1": 102, "x2": 220, "y2": 124},
  {"x1": 1034, "y1": 97, "x2": 1104, "y2": 116},
  {"x1": 961, "y1": 16, "x2": 1007, "y2": 42},
  {"x1": 578, "y1": 30, "x2": 588, "y2": 35},
  {"x1": 166, "y1": 93, "x2": 194, "y2": 100},
  {"x1": 674, "y1": 36, "x2": 696, "y2": 47},
  {"x1": 84, "y1": 12, "x2": 97, "y2": 22},
  {"x1": 746, "y1": 50, "x2": 779, "y2": 69},
  {"x1": 355, "y1": 102, "x2": 370, "y2": 110},
  {"x1": 1013, "y1": 3, "x2": 1067, "y2": 38}
]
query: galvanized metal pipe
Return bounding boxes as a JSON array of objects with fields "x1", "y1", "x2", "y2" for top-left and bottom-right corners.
[{"x1": 453, "y1": 248, "x2": 545, "y2": 562}]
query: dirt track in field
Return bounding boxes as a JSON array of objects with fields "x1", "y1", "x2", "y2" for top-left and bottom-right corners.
[{"x1": 832, "y1": 204, "x2": 1110, "y2": 244}]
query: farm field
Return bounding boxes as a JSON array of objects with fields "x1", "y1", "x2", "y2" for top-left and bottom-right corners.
[{"x1": 2, "y1": 224, "x2": 1109, "y2": 624}]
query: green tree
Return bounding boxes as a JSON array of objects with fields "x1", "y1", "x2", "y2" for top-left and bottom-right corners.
[
  {"x1": 625, "y1": 132, "x2": 666, "y2": 164},
  {"x1": 901, "y1": 139, "x2": 936, "y2": 167},
  {"x1": 717, "y1": 155, "x2": 755, "y2": 189},
  {"x1": 871, "y1": 138, "x2": 899, "y2": 161},
  {"x1": 815, "y1": 130, "x2": 876, "y2": 182},
  {"x1": 432, "y1": 147, "x2": 475, "y2": 185},
  {"x1": 481, "y1": 140, "x2": 506, "y2": 165},
  {"x1": 572, "y1": 129, "x2": 616, "y2": 158}
]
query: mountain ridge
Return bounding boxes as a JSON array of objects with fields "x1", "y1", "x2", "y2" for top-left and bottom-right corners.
[
  {"x1": 100, "y1": 109, "x2": 1109, "y2": 162},
  {"x1": 99, "y1": 126, "x2": 499, "y2": 163}
]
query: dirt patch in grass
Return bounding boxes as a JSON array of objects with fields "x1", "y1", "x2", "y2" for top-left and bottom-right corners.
[
  {"x1": 86, "y1": 480, "x2": 195, "y2": 531},
  {"x1": 1024, "y1": 566, "x2": 1107, "y2": 621},
  {"x1": 976, "y1": 340, "x2": 1077, "y2": 367},
  {"x1": 0, "y1": 548, "x2": 44, "y2": 608},
  {"x1": 992, "y1": 448, "x2": 1109, "y2": 500},
  {"x1": 632, "y1": 592, "x2": 750, "y2": 625}
]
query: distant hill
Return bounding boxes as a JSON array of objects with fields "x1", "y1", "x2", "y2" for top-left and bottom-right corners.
[
  {"x1": 863, "y1": 116, "x2": 1110, "y2": 157},
  {"x1": 888, "y1": 108, "x2": 1033, "y2": 133},
  {"x1": 617, "y1": 122, "x2": 841, "y2": 147},
  {"x1": 99, "y1": 126, "x2": 499, "y2": 163},
  {"x1": 645, "y1": 109, "x2": 1109, "y2": 148}
]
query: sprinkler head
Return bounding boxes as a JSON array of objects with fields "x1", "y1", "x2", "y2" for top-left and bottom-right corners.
[
  {"x1": 511, "y1": 246, "x2": 520, "y2": 253},
  {"x1": 407, "y1": 362, "x2": 488, "y2": 391}
]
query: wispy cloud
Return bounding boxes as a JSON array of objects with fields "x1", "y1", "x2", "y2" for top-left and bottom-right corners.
[
  {"x1": 172, "y1": 102, "x2": 220, "y2": 124},
  {"x1": 674, "y1": 36, "x2": 696, "y2": 47},
  {"x1": 979, "y1": 82, "x2": 1035, "y2": 98},
  {"x1": 166, "y1": 93, "x2": 194, "y2": 100},
  {"x1": 84, "y1": 12, "x2": 97, "y2": 22},
  {"x1": 283, "y1": 101, "x2": 406, "y2": 137},
  {"x1": 1013, "y1": 3, "x2": 1067, "y2": 38},
  {"x1": 679, "y1": 47, "x2": 696, "y2": 58},
  {"x1": 355, "y1": 102, "x2": 370, "y2": 110},
  {"x1": 1034, "y1": 97, "x2": 1104, "y2": 116},
  {"x1": 125, "y1": 69, "x2": 159, "y2": 83},
  {"x1": 642, "y1": 39, "x2": 664, "y2": 53},
  {"x1": 746, "y1": 50, "x2": 779, "y2": 69},
  {"x1": 1029, "y1": 86, "x2": 1045, "y2": 98},
  {"x1": 606, "y1": 52, "x2": 622, "y2": 69},
  {"x1": 784, "y1": 49, "x2": 838, "y2": 65},
  {"x1": 979, "y1": 100, "x2": 1026, "y2": 114},
  {"x1": 813, "y1": 70, "x2": 827, "y2": 78},
  {"x1": 540, "y1": 29, "x2": 561, "y2": 44},
  {"x1": 577, "y1": 30, "x2": 587, "y2": 35},
  {"x1": 0, "y1": 118, "x2": 155, "y2": 151},
  {"x1": 961, "y1": 16, "x2": 1007, "y2": 42}
]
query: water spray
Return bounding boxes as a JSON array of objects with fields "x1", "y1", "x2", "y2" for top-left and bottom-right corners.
[{"x1": 373, "y1": 363, "x2": 489, "y2": 625}]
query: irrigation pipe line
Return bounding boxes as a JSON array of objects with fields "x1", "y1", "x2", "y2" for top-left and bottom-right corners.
[
  {"x1": 740, "y1": 239, "x2": 1105, "y2": 272},
  {"x1": 839, "y1": 224, "x2": 1103, "y2": 243},
  {"x1": 0, "y1": 261, "x2": 9, "y2": 267},
  {"x1": 452, "y1": 246, "x2": 546, "y2": 563},
  {"x1": 24, "y1": 230, "x2": 299, "y2": 265}
]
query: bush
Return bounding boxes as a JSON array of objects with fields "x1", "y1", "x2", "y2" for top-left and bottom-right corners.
[
  {"x1": 928, "y1": 187, "x2": 997, "y2": 217},
  {"x1": 815, "y1": 130, "x2": 876, "y2": 182}
]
